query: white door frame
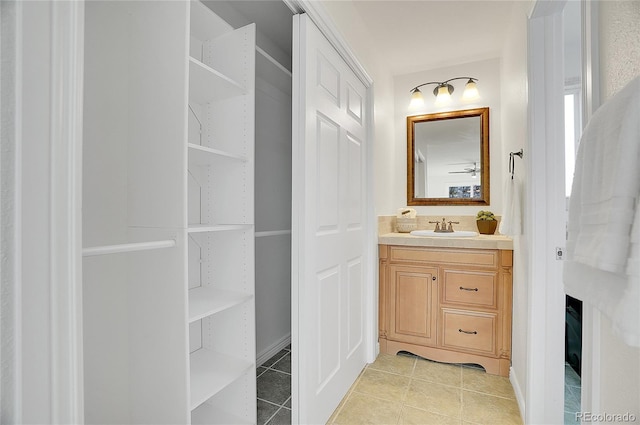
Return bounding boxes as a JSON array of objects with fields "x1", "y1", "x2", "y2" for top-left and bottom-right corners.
[
  {"x1": 527, "y1": 0, "x2": 602, "y2": 422},
  {"x1": 577, "y1": 0, "x2": 602, "y2": 415},
  {"x1": 526, "y1": 2, "x2": 568, "y2": 424},
  {"x1": 49, "y1": 1, "x2": 85, "y2": 421},
  {"x1": 1, "y1": 1, "x2": 85, "y2": 422}
]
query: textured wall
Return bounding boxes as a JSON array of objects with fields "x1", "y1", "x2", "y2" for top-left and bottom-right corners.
[
  {"x1": 597, "y1": 0, "x2": 640, "y2": 418},
  {"x1": 599, "y1": 0, "x2": 640, "y2": 99}
]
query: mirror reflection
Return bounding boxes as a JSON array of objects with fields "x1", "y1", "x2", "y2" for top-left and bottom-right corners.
[{"x1": 407, "y1": 108, "x2": 489, "y2": 205}]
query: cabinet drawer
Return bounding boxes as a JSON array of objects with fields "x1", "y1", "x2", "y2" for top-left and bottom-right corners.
[
  {"x1": 389, "y1": 247, "x2": 499, "y2": 268},
  {"x1": 442, "y1": 270, "x2": 497, "y2": 308},
  {"x1": 441, "y1": 309, "x2": 496, "y2": 355}
]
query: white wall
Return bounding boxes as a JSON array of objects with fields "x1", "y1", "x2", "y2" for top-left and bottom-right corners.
[
  {"x1": 82, "y1": 3, "x2": 131, "y2": 421},
  {"x1": 16, "y1": 3, "x2": 55, "y2": 422},
  {"x1": 596, "y1": 0, "x2": 640, "y2": 417},
  {"x1": 499, "y1": 0, "x2": 533, "y2": 412},
  {"x1": 254, "y1": 54, "x2": 292, "y2": 361},
  {"x1": 1, "y1": 1, "x2": 20, "y2": 420},
  {"x1": 392, "y1": 58, "x2": 504, "y2": 217}
]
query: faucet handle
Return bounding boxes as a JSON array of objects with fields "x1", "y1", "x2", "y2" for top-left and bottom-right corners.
[
  {"x1": 428, "y1": 221, "x2": 440, "y2": 231},
  {"x1": 447, "y1": 221, "x2": 460, "y2": 231}
]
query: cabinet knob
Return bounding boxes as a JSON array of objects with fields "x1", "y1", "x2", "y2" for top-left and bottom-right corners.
[{"x1": 432, "y1": 276, "x2": 437, "y2": 281}]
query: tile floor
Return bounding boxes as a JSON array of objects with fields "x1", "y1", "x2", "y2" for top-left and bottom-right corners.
[
  {"x1": 258, "y1": 350, "x2": 524, "y2": 425},
  {"x1": 327, "y1": 353, "x2": 523, "y2": 425},
  {"x1": 564, "y1": 363, "x2": 582, "y2": 425},
  {"x1": 257, "y1": 346, "x2": 292, "y2": 425}
]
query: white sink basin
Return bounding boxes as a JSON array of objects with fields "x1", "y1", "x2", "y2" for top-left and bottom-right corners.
[{"x1": 410, "y1": 230, "x2": 478, "y2": 237}]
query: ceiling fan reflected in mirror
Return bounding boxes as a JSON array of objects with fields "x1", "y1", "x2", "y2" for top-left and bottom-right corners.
[{"x1": 449, "y1": 162, "x2": 480, "y2": 178}]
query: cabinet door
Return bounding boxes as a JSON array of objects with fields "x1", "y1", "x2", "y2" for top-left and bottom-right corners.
[{"x1": 388, "y1": 265, "x2": 438, "y2": 346}]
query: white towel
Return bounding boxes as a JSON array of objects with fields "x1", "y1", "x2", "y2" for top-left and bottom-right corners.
[
  {"x1": 564, "y1": 76, "x2": 640, "y2": 347},
  {"x1": 499, "y1": 174, "x2": 522, "y2": 235}
]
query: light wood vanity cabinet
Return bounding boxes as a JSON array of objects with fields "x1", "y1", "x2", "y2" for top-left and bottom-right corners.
[{"x1": 379, "y1": 244, "x2": 513, "y2": 376}]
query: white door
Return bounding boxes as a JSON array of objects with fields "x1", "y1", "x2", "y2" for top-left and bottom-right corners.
[{"x1": 292, "y1": 13, "x2": 369, "y2": 425}]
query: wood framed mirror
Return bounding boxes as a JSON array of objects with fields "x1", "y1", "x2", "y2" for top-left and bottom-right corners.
[{"x1": 407, "y1": 107, "x2": 490, "y2": 206}]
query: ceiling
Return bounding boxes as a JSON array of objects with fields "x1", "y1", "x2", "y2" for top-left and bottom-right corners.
[
  {"x1": 214, "y1": 0, "x2": 516, "y2": 77},
  {"x1": 349, "y1": 1, "x2": 516, "y2": 75}
]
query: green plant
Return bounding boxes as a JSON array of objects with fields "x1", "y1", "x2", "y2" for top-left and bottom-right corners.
[{"x1": 476, "y1": 210, "x2": 496, "y2": 221}]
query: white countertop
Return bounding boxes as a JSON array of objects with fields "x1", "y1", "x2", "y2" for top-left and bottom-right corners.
[{"x1": 378, "y1": 232, "x2": 513, "y2": 250}]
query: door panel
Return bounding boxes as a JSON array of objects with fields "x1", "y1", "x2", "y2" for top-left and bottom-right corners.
[{"x1": 292, "y1": 13, "x2": 368, "y2": 425}]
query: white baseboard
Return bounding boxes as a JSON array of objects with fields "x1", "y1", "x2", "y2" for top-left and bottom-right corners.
[
  {"x1": 257, "y1": 333, "x2": 291, "y2": 367},
  {"x1": 510, "y1": 366, "x2": 526, "y2": 423}
]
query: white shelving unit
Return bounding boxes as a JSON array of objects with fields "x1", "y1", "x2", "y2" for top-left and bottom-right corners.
[
  {"x1": 186, "y1": 1, "x2": 256, "y2": 423},
  {"x1": 189, "y1": 287, "x2": 253, "y2": 323},
  {"x1": 82, "y1": 1, "x2": 256, "y2": 423},
  {"x1": 189, "y1": 349, "x2": 253, "y2": 410}
]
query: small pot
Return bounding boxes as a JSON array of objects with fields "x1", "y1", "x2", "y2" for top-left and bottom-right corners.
[{"x1": 476, "y1": 220, "x2": 498, "y2": 235}]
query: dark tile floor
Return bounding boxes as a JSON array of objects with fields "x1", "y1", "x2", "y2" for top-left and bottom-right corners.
[
  {"x1": 257, "y1": 346, "x2": 291, "y2": 425},
  {"x1": 564, "y1": 362, "x2": 582, "y2": 424}
]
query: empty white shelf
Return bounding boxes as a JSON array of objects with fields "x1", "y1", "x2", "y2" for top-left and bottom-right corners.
[
  {"x1": 189, "y1": 57, "x2": 244, "y2": 104},
  {"x1": 191, "y1": 402, "x2": 251, "y2": 425},
  {"x1": 82, "y1": 239, "x2": 176, "y2": 257},
  {"x1": 188, "y1": 143, "x2": 247, "y2": 165},
  {"x1": 189, "y1": 286, "x2": 252, "y2": 323},
  {"x1": 190, "y1": 349, "x2": 253, "y2": 411},
  {"x1": 187, "y1": 224, "x2": 252, "y2": 234}
]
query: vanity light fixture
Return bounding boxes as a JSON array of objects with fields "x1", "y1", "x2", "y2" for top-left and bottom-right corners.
[{"x1": 409, "y1": 77, "x2": 479, "y2": 108}]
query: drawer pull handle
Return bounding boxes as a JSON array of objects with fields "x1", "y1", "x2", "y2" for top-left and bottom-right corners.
[
  {"x1": 459, "y1": 286, "x2": 478, "y2": 291},
  {"x1": 458, "y1": 329, "x2": 478, "y2": 335}
]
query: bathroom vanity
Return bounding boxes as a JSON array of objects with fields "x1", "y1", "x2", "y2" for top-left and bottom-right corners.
[{"x1": 378, "y1": 232, "x2": 513, "y2": 376}]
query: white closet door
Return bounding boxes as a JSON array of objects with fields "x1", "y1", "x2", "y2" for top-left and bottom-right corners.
[{"x1": 292, "y1": 13, "x2": 368, "y2": 425}]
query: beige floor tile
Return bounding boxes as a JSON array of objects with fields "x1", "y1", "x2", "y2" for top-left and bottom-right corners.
[
  {"x1": 330, "y1": 392, "x2": 402, "y2": 425},
  {"x1": 461, "y1": 390, "x2": 523, "y2": 425},
  {"x1": 462, "y1": 367, "x2": 516, "y2": 399},
  {"x1": 368, "y1": 353, "x2": 416, "y2": 376},
  {"x1": 399, "y1": 405, "x2": 461, "y2": 425},
  {"x1": 327, "y1": 354, "x2": 522, "y2": 425},
  {"x1": 404, "y1": 379, "x2": 462, "y2": 419},
  {"x1": 354, "y1": 368, "x2": 411, "y2": 403},
  {"x1": 413, "y1": 358, "x2": 462, "y2": 387}
]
